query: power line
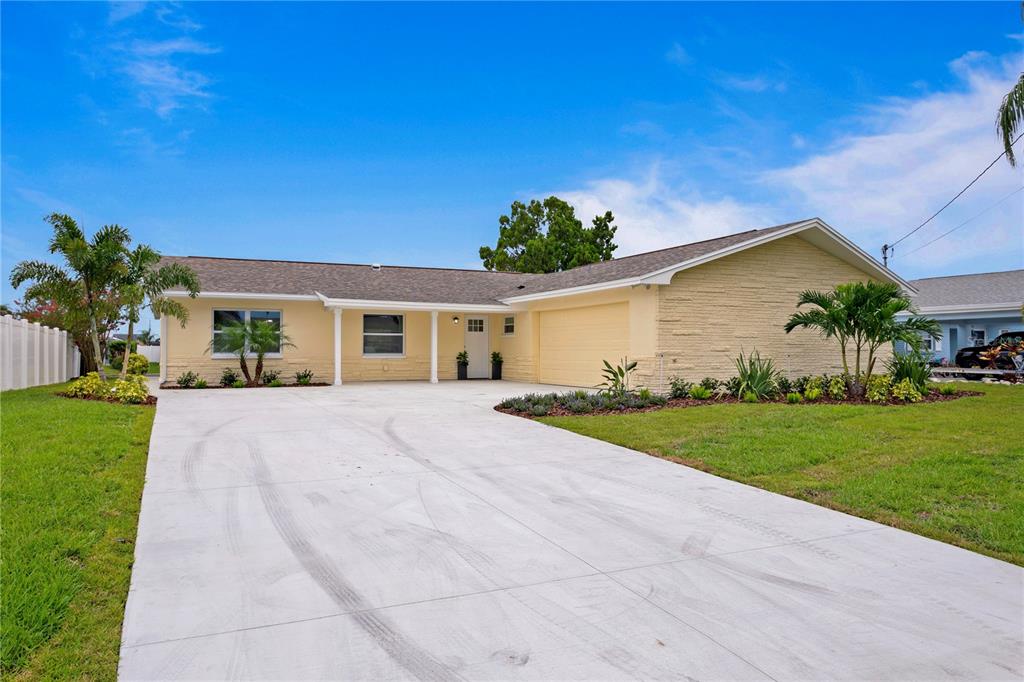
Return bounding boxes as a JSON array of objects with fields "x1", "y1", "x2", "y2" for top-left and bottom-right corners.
[
  {"x1": 900, "y1": 185, "x2": 1024, "y2": 257},
  {"x1": 881, "y1": 132, "x2": 1024, "y2": 266}
]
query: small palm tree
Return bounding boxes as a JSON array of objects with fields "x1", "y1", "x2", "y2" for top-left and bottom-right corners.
[
  {"x1": 10, "y1": 214, "x2": 129, "y2": 380},
  {"x1": 208, "y1": 319, "x2": 294, "y2": 386},
  {"x1": 997, "y1": 4, "x2": 1024, "y2": 165},
  {"x1": 118, "y1": 244, "x2": 200, "y2": 378},
  {"x1": 136, "y1": 326, "x2": 158, "y2": 345},
  {"x1": 784, "y1": 285, "x2": 857, "y2": 376}
]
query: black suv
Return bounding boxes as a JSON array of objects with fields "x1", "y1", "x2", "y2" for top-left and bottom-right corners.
[{"x1": 955, "y1": 331, "x2": 1024, "y2": 369}]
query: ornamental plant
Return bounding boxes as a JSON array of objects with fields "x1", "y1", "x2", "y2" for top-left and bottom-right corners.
[
  {"x1": 64, "y1": 372, "x2": 109, "y2": 399},
  {"x1": 866, "y1": 374, "x2": 893, "y2": 403},
  {"x1": 786, "y1": 392, "x2": 803, "y2": 404},
  {"x1": 295, "y1": 369, "x2": 314, "y2": 385},
  {"x1": 689, "y1": 385, "x2": 712, "y2": 400},
  {"x1": 111, "y1": 375, "x2": 149, "y2": 404},
  {"x1": 125, "y1": 352, "x2": 150, "y2": 375},
  {"x1": 176, "y1": 371, "x2": 198, "y2": 388},
  {"x1": 734, "y1": 349, "x2": 781, "y2": 400},
  {"x1": 668, "y1": 377, "x2": 692, "y2": 399},
  {"x1": 827, "y1": 375, "x2": 847, "y2": 400},
  {"x1": 891, "y1": 377, "x2": 922, "y2": 402}
]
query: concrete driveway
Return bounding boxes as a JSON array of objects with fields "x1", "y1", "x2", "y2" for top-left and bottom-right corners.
[{"x1": 120, "y1": 381, "x2": 1022, "y2": 681}]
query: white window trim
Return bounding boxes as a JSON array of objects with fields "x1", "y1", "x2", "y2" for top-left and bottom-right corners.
[
  {"x1": 970, "y1": 327, "x2": 986, "y2": 346},
  {"x1": 211, "y1": 309, "x2": 284, "y2": 359},
  {"x1": 502, "y1": 315, "x2": 515, "y2": 336},
  {"x1": 362, "y1": 313, "x2": 405, "y2": 358}
]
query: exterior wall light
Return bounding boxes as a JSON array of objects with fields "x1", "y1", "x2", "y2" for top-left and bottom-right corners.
[{"x1": 452, "y1": 315, "x2": 460, "y2": 324}]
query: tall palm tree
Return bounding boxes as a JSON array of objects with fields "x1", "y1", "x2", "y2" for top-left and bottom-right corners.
[
  {"x1": 854, "y1": 281, "x2": 941, "y2": 386},
  {"x1": 10, "y1": 214, "x2": 129, "y2": 380},
  {"x1": 784, "y1": 284, "x2": 858, "y2": 376},
  {"x1": 997, "y1": 3, "x2": 1024, "y2": 165},
  {"x1": 118, "y1": 245, "x2": 199, "y2": 378}
]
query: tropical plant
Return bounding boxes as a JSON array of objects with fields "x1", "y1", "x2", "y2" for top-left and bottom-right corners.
[
  {"x1": 734, "y1": 349, "x2": 781, "y2": 400},
  {"x1": 937, "y1": 383, "x2": 957, "y2": 396},
  {"x1": 10, "y1": 214, "x2": 131, "y2": 379},
  {"x1": 221, "y1": 367, "x2": 239, "y2": 386},
  {"x1": 295, "y1": 369, "x2": 314, "y2": 385},
  {"x1": 803, "y1": 387, "x2": 823, "y2": 402},
  {"x1": 699, "y1": 377, "x2": 720, "y2": 392},
  {"x1": 116, "y1": 243, "x2": 199, "y2": 378},
  {"x1": 786, "y1": 392, "x2": 803, "y2": 404},
  {"x1": 997, "y1": 2, "x2": 1024, "y2": 166},
  {"x1": 827, "y1": 375, "x2": 848, "y2": 400},
  {"x1": 599, "y1": 357, "x2": 637, "y2": 396},
  {"x1": 866, "y1": 374, "x2": 893, "y2": 403},
  {"x1": 479, "y1": 197, "x2": 617, "y2": 273},
  {"x1": 891, "y1": 378, "x2": 923, "y2": 403},
  {"x1": 741, "y1": 391, "x2": 759, "y2": 403},
  {"x1": 689, "y1": 385, "x2": 712, "y2": 400},
  {"x1": 887, "y1": 351, "x2": 932, "y2": 393},
  {"x1": 207, "y1": 319, "x2": 293, "y2": 386},
  {"x1": 194, "y1": 378, "x2": 208, "y2": 389},
  {"x1": 777, "y1": 376, "x2": 793, "y2": 396},
  {"x1": 135, "y1": 326, "x2": 158, "y2": 345},
  {"x1": 268, "y1": 378, "x2": 284, "y2": 387},
  {"x1": 176, "y1": 371, "x2": 198, "y2": 388},
  {"x1": 261, "y1": 369, "x2": 281, "y2": 385},
  {"x1": 110, "y1": 375, "x2": 149, "y2": 404},
  {"x1": 231, "y1": 379, "x2": 246, "y2": 388},
  {"x1": 491, "y1": 351, "x2": 503, "y2": 364},
  {"x1": 125, "y1": 353, "x2": 150, "y2": 376},
  {"x1": 722, "y1": 376, "x2": 742, "y2": 398},
  {"x1": 456, "y1": 350, "x2": 469, "y2": 365},
  {"x1": 668, "y1": 376, "x2": 692, "y2": 399},
  {"x1": 63, "y1": 372, "x2": 109, "y2": 399}
]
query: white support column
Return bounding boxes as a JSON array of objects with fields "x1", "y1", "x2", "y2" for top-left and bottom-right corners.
[
  {"x1": 33, "y1": 322, "x2": 41, "y2": 386},
  {"x1": 159, "y1": 315, "x2": 168, "y2": 383},
  {"x1": 430, "y1": 310, "x2": 438, "y2": 384},
  {"x1": 333, "y1": 308, "x2": 343, "y2": 386}
]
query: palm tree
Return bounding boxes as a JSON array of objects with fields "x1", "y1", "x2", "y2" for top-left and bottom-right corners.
[
  {"x1": 136, "y1": 326, "x2": 158, "y2": 346},
  {"x1": 854, "y1": 282, "x2": 941, "y2": 387},
  {"x1": 118, "y1": 244, "x2": 199, "y2": 378},
  {"x1": 784, "y1": 285, "x2": 857, "y2": 376},
  {"x1": 10, "y1": 214, "x2": 129, "y2": 380},
  {"x1": 997, "y1": 4, "x2": 1024, "y2": 165},
  {"x1": 208, "y1": 319, "x2": 293, "y2": 386}
]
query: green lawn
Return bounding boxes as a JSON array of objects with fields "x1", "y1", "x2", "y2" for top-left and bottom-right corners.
[
  {"x1": 1, "y1": 383, "x2": 155, "y2": 679},
  {"x1": 541, "y1": 382, "x2": 1024, "y2": 566}
]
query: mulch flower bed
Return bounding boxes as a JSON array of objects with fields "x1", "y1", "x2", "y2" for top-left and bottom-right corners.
[
  {"x1": 58, "y1": 393, "x2": 158, "y2": 406},
  {"x1": 159, "y1": 382, "x2": 330, "y2": 390},
  {"x1": 496, "y1": 389, "x2": 979, "y2": 419}
]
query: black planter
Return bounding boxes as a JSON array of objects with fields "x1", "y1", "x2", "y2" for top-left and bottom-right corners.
[
  {"x1": 457, "y1": 363, "x2": 468, "y2": 380},
  {"x1": 491, "y1": 362, "x2": 503, "y2": 380}
]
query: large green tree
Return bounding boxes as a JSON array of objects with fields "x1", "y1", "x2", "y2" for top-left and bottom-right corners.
[
  {"x1": 479, "y1": 197, "x2": 617, "y2": 273},
  {"x1": 10, "y1": 214, "x2": 130, "y2": 380},
  {"x1": 117, "y1": 245, "x2": 200, "y2": 378}
]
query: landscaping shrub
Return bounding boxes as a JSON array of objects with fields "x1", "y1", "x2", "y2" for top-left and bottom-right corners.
[
  {"x1": 268, "y1": 378, "x2": 284, "y2": 387},
  {"x1": 827, "y1": 375, "x2": 847, "y2": 400},
  {"x1": 221, "y1": 368, "x2": 239, "y2": 387},
  {"x1": 888, "y1": 352, "x2": 932, "y2": 393},
  {"x1": 803, "y1": 387, "x2": 823, "y2": 402},
  {"x1": 261, "y1": 369, "x2": 281, "y2": 385},
  {"x1": 176, "y1": 371, "x2": 198, "y2": 388},
  {"x1": 295, "y1": 369, "x2": 314, "y2": 385},
  {"x1": 805, "y1": 375, "x2": 824, "y2": 394},
  {"x1": 891, "y1": 377, "x2": 922, "y2": 402},
  {"x1": 668, "y1": 377, "x2": 692, "y2": 399},
  {"x1": 699, "y1": 377, "x2": 720, "y2": 392},
  {"x1": 530, "y1": 403, "x2": 549, "y2": 417},
  {"x1": 793, "y1": 375, "x2": 813, "y2": 394},
  {"x1": 111, "y1": 376, "x2": 149, "y2": 404},
  {"x1": 63, "y1": 372, "x2": 109, "y2": 399},
  {"x1": 786, "y1": 392, "x2": 803, "y2": 404},
  {"x1": 689, "y1": 385, "x2": 713, "y2": 400},
  {"x1": 866, "y1": 374, "x2": 893, "y2": 403},
  {"x1": 107, "y1": 340, "x2": 137, "y2": 368},
  {"x1": 125, "y1": 353, "x2": 150, "y2": 376},
  {"x1": 231, "y1": 379, "x2": 246, "y2": 388},
  {"x1": 194, "y1": 378, "x2": 208, "y2": 388},
  {"x1": 734, "y1": 349, "x2": 781, "y2": 399},
  {"x1": 599, "y1": 358, "x2": 637, "y2": 396},
  {"x1": 741, "y1": 391, "x2": 759, "y2": 403},
  {"x1": 937, "y1": 383, "x2": 958, "y2": 396},
  {"x1": 777, "y1": 376, "x2": 793, "y2": 395},
  {"x1": 723, "y1": 376, "x2": 742, "y2": 398}
]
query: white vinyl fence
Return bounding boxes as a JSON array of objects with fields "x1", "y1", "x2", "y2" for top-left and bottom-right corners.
[
  {"x1": 137, "y1": 344, "x2": 161, "y2": 363},
  {"x1": 0, "y1": 315, "x2": 81, "y2": 391}
]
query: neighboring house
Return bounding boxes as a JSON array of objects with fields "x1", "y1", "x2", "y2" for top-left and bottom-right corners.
[
  {"x1": 901, "y1": 269, "x2": 1024, "y2": 363},
  {"x1": 158, "y1": 218, "x2": 909, "y2": 390}
]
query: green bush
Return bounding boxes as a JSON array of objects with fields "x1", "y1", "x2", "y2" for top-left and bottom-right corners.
[
  {"x1": 261, "y1": 369, "x2": 281, "y2": 385},
  {"x1": 176, "y1": 371, "x2": 198, "y2": 388},
  {"x1": 63, "y1": 372, "x2": 110, "y2": 399},
  {"x1": 777, "y1": 376, "x2": 793, "y2": 395},
  {"x1": 125, "y1": 353, "x2": 150, "y2": 375},
  {"x1": 805, "y1": 376, "x2": 824, "y2": 394},
  {"x1": 231, "y1": 379, "x2": 246, "y2": 388},
  {"x1": 937, "y1": 383, "x2": 957, "y2": 396},
  {"x1": 689, "y1": 385, "x2": 712, "y2": 400},
  {"x1": 793, "y1": 375, "x2": 813, "y2": 394},
  {"x1": 888, "y1": 352, "x2": 932, "y2": 393},
  {"x1": 741, "y1": 391, "x2": 759, "y2": 403},
  {"x1": 194, "y1": 378, "x2": 208, "y2": 389},
  {"x1": 637, "y1": 387, "x2": 653, "y2": 400},
  {"x1": 668, "y1": 377, "x2": 691, "y2": 399},
  {"x1": 804, "y1": 387, "x2": 823, "y2": 402},
  {"x1": 221, "y1": 368, "x2": 239, "y2": 387},
  {"x1": 111, "y1": 375, "x2": 149, "y2": 404},
  {"x1": 786, "y1": 392, "x2": 803, "y2": 404},
  {"x1": 107, "y1": 340, "x2": 137, "y2": 368},
  {"x1": 892, "y1": 377, "x2": 922, "y2": 402},
  {"x1": 529, "y1": 403, "x2": 549, "y2": 417},
  {"x1": 866, "y1": 374, "x2": 892, "y2": 403},
  {"x1": 295, "y1": 369, "x2": 314, "y2": 385},
  {"x1": 734, "y1": 349, "x2": 781, "y2": 399},
  {"x1": 827, "y1": 375, "x2": 847, "y2": 400},
  {"x1": 723, "y1": 376, "x2": 742, "y2": 398},
  {"x1": 699, "y1": 377, "x2": 720, "y2": 392},
  {"x1": 268, "y1": 378, "x2": 284, "y2": 387}
]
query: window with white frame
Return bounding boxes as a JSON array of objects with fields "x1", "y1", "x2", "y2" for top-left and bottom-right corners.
[
  {"x1": 363, "y1": 314, "x2": 404, "y2": 355},
  {"x1": 467, "y1": 318, "x2": 484, "y2": 333},
  {"x1": 503, "y1": 316, "x2": 515, "y2": 335},
  {"x1": 212, "y1": 310, "x2": 282, "y2": 356},
  {"x1": 970, "y1": 328, "x2": 986, "y2": 346}
]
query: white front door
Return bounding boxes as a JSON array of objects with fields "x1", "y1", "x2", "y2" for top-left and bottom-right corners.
[{"x1": 464, "y1": 317, "x2": 489, "y2": 378}]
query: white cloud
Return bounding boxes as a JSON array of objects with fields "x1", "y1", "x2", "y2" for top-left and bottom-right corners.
[
  {"x1": 717, "y1": 74, "x2": 787, "y2": 93},
  {"x1": 108, "y1": 1, "x2": 145, "y2": 23},
  {"x1": 121, "y1": 59, "x2": 212, "y2": 116},
  {"x1": 128, "y1": 37, "x2": 220, "y2": 57},
  {"x1": 791, "y1": 134, "x2": 807, "y2": 149},
  {"x1": 665, "y1": 42, "x2": 693, "y2": 67},
  {"x1": 556, "y1": 166, "x2": 776, "y2": 256}
]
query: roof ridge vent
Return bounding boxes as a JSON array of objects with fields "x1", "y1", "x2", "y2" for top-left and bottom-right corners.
[{"x1": 370, "y1": 263, "x2": 382, "y2": 271}]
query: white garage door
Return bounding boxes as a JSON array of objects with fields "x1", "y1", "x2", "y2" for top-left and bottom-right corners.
[{"x1": 538, "y1": 303, "x2": 629, "y2": 387}]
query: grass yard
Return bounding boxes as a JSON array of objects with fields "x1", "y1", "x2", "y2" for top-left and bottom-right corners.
[
  {"x1": 541, "y1": 382, "x2": 1024, "y2": 566},
  {"x1": 1, "y1": 383, "x2": 154, "y2": 679}
]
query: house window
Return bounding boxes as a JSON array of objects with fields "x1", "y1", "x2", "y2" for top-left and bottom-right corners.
[
  {"x1": 970, "y1": 328, "x2": 986, "y2": 346},
  {"x1": 212, "y1": 310, "x2": 282, "y2": 356},
  {"x1": 503, "y1": 316, "x2": 515, "y2": 335},
  {"x1": 467, "y1": 318, "x2": 484, "y2": 333},
  {"x1": 363, "y1": 314, "x2": 404, "y2": 355},
  {"x1": 921, "y1": 337, "x2": 934, "y2": 352}
]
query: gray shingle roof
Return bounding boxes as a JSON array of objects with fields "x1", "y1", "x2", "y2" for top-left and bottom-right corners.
[
  {"x1": 161, "y1": 220, "x2": 807, "y2": 306},
  {"x1": 909, "y1": 269, "x2": 1024, "y2": 309}
]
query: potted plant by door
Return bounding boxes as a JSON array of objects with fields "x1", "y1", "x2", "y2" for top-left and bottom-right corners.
[
  {"x1": 456, "y1": 350, "x2": 469, "y2": 380},
  {"x1": 491, "y1": 351, "x2": 503, "y2": 380}
]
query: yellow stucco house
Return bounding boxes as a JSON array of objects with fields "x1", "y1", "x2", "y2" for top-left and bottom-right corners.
[{"x1": 158, "y1": 218, "x2": 911, "y2": 391}]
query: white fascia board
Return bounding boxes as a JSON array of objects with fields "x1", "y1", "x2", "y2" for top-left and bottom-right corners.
[
  {"x1": 315, "y1": 292, "x2": 509, "y2": 313},
  {"x1": 908, "y1": 302, "x2": 1023, "y2": 316},
  {"x1": 164, "y1": 290, "x2": 320, "y2": 301},
  {"x1": 499, "y1": 276, "x2": 643, "y2": 304}
]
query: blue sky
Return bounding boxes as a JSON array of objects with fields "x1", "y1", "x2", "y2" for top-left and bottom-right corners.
[{"x1": 2, "y1": 1, "x2": 1022, "y2": 327}]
